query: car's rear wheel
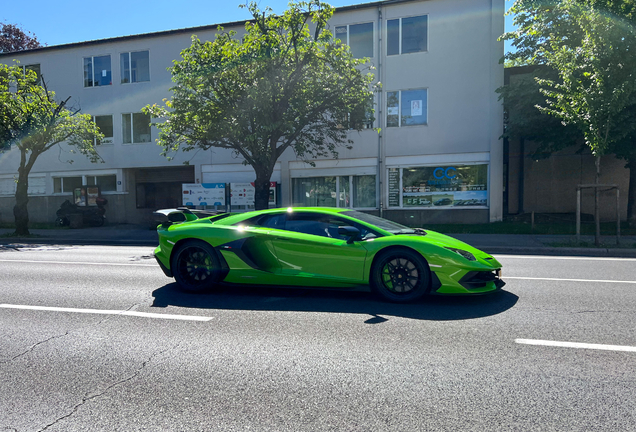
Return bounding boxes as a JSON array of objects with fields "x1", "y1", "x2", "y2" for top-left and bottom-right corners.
[
  {"x1": 370, "y1": 249, "x2": 430, "y2": 303},
  {"x1": 171, "y1": 240, "x2": 221, "y2": 293}
]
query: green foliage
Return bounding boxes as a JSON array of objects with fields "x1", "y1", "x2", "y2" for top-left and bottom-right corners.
[
  {"x1": 144, "y1": 0, "x2": 377, "y2": 208},
  {"x1": 0, "y1": 63, "x2": 103, "y2": 160},
  {"x1": 502, "y1": 0, "x2": 636, "y2": 157},
  {"x1": 498, "y1": 66, "x2": 582, "y2": 158},
  {"x1": 0, "y1": 62, "x2": 103, "y2": 235}
]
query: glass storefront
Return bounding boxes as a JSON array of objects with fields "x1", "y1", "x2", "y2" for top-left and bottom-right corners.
[
  {"x1": 292, "y1": 175, "x2": 376, "y2": 208},
  {"x1": 388, "y1": 164, "x2": 488, "y2": 208}
]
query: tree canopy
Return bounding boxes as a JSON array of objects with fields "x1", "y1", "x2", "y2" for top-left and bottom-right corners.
[
  {"x1": 0, "y1": 63, "x2": 103, "y2": 235},
  {"x1": 501, "y1": 0, "x2": 636, "y2": 230},
  {"x1": 0, "y1": 22, "x2": 42, "y2": 53},
  {"x1": 145, "y1": 0, "x2": 377, "y2": 209}
]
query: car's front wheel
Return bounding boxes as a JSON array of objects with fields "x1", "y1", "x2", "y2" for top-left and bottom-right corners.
[
  {"x1": 370, "y1": 249, "x2": 430, "y2": 303},
  {"x1": 171, "y1": 240, "x2": 222, "y2": 293}
]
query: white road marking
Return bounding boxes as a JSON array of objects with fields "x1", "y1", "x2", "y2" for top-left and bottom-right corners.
[
  {"x1": 516, "y1": 339, "x2": 636, "y2": 352},
  {"x1": 0, "y1": 304, "x2": 212, "y2": 321},
  {"x1": 0, "y1": 259, "x2": 155, "y2": 267},
  {"x1": 496, "y1": 255, "x2": 636, "y2": 262},
  {"x1": 506, "y1": 276, "x2": 636, "y2": 284}
]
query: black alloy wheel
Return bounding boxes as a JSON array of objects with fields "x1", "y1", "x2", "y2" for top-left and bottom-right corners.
[
  {"x1": 171, "y1": 240, "x2": 221, "y2": 293},
  {"x1": 371, "y1": 249, "x2": 430, "y2": 303}
]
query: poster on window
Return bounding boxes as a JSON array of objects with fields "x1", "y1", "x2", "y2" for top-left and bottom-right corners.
[
  {"x1": 393, "y1": 164, "x2": 488, "y2": 208},
  {"x1": 230, "y1": 182, "x2": 277, "y2": 206},
  {"x1": 411, "y1": 100, "x2": 423, "y2": 116},
  {"x1": 182, "y1": 183, "x2": 225, "y2": 206}
]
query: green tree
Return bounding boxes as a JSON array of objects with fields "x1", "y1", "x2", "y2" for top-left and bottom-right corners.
[
  {"x1": 144, "y1": 0, "x2": 377, "y2": 209},
  {"x1": 0, "y1": 63, "x2": 103, "y2": 235},
  {"x1": 502, "y1": 0, "x2": 636, "y2": 236}
]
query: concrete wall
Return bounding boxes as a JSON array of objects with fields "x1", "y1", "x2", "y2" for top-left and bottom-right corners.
[{"x1": 507, "y1": 140, "x2": 630, "y2": 221}]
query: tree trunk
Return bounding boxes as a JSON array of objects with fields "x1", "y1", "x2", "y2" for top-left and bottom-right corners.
[
  {"x1": 627, "y1": 158, "x2": 636, "y2": 229},
  {"x1": 14, "y1": 164, "x2": 30, "y2": 236},
  {"x1": 253, "y1": 170, "x2": 273, "y2": 211},
  {"x1": 594, "y1": 155, "x2": 601, "y2": 247}
]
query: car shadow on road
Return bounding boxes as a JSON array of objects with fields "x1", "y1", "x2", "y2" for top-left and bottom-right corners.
[{"x1": 151, "y1": 283, "x2": 518, "y2": 322}]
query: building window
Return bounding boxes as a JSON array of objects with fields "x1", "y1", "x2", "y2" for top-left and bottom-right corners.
[
  {"x1": 84, "y1": 55, "x2": 112, "y2": 87},
  {"x1": 292, "y1": 175, "x2": 376, "y2": 208},
  {"x1": 388, "y1": 164, "x2": 488, "y2": 208},
  {"x1": 86, "y1": 175, "x2": 117, "y2": 192},
  {"x1": 93, "y1": 115, "x2": 113, "y2": 145},
  {"x1": 387, "y1": 15, "x2": 428, "y2": 56},
  {"x1": 22, "y1": 64, "x2": 41, "y2": 84},
  {"x1": 122, "y1": 113, "x2": 151, "y2": 144},
  {"x1": 121, "y1": 51, "x2": 150, "y2": 84},
  {"x1": 335, "y1": 22, "x2": 374, "y2": 58},
  {"x1": 387, "y1": 89, "x2": 427, "y2": 127},
  {"x1": 54, "y1": 176, "x2": 83, "y2": 193}
]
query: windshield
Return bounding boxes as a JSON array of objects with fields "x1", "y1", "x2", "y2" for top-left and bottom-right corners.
[{"x1": 342, "y1": 210, "x2": 420, "y2": 234}]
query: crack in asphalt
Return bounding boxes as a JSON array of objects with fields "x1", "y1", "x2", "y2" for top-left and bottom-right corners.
[
  {"x1": 36, "y1": 344, "x2": 179, "y2": 432},
  {"x1": 0, "y1": 303, "x2": 140, "y2": 365},
  {"x1": 0, "y1": 332, "x2": 70, "y2": 365}
]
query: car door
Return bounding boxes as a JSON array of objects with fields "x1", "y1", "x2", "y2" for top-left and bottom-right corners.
[{"x1": 268, "y1": 212, "x2": 369, "y2": 284}]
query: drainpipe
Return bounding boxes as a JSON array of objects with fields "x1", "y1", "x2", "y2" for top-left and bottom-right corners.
[{"x1": 377, "y1": 5, "x2": 384, "y2": 217}]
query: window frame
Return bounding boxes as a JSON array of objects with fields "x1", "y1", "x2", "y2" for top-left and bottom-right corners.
[
  {"x1": 83, "y1": 55, "x2": 112, "y2": 87},
  {"x1": 120, "y1": 50, "x2": 150, "y2": 84},
  {"x1": 386, "y1": 88, "x2": 428, "y2": 127},
  {"x1": 334, "y1": 22, "x2": 375, "y2": 59},
  {"x1": 53, "y1": 172, "x2": 119, "y2": 195},
  {"x1": 93, "y1": 115, "x2": 114, "y2": 145},
  {"x1": 122, "y1": 112, "x2": 152, "y2": 144},
  {"x1": 386, "y1": 14, "x2": 429, "y2": 56}
]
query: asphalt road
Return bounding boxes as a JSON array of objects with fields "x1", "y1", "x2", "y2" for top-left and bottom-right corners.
[{"x1": 1, "y1": 245, "x2": 635, "y2": 431}]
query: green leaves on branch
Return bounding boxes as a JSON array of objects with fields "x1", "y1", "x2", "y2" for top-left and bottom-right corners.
[
  {"x1": 502, "y1": 0, "x2": 636, "y2": 157},
  {"x1": 144, "y1": 0, "x2": 377, "y2": 173},
  {"x1": 0, "y1": 63, "x2": 104, "y2": 161}
]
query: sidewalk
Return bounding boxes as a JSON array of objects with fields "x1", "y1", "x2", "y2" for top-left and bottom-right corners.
[{"x1": 1, "y1": 225, "x2": 635, "y2": 257}]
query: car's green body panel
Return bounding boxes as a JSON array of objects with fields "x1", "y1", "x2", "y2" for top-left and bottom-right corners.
[{"x1": 154, "y1": 207, "x2": 503, "y2": 295}]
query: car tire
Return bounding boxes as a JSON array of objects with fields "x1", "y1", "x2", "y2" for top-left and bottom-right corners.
[
  {"x1": 370, "y1": 249, "x2": 430, "y2": 303},
  {"x1": 171, "y1": 240, "x2": 222, "y2": 293}
]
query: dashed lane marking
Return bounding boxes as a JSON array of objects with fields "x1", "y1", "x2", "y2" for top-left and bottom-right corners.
[
  {"x1": 506, "y1": 276, "x2": 636, "y2": 284},
  {"x1": 0, "y1": 304, "x2": 213, "y2": 321},
  {"x1": 0, "y1": 259, "x2": 155, "y2": 267},
  {"x1": 516, "y1": 339, "x2": 636, "y2": 352}
]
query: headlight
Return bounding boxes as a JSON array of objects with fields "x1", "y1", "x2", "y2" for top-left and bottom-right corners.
[{"x1": 445, "y1": 247, "x2": 476, "y2": 261}]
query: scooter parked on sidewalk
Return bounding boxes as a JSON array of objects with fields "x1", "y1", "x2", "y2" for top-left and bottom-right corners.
[{"x1": 55, "y1": 196, "x2": 108, "y2": 227}]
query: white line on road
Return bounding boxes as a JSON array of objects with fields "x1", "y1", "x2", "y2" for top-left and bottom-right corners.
[
  {"x1": 0, "y1": 259, "x2": 156, "y2": 267},
  {"x1": 497, "y1": 255, "x2": 636, "y2": 262},
  {"x1": 516, "y1": 339, "x2": 636, "y2": 352},
  {"x1": 506, "y1": 276, "x2": 636, "y2": 284},
  {"x1": 0, "y1": 304, "x2": 213, "y2": 322}
]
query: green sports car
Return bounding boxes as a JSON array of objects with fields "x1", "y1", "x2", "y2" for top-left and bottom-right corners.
[{"x1": 154, "y1": 207, "x2": 504, "y2": 303}]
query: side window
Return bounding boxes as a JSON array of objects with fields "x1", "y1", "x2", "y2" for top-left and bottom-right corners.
[
  {"x1": 257, "y1": 214, "x2": 286, "y2": 229},
  {"x1": 323, "y1": 217, "x2": 377, "y2": 241},
  {"x1": 285, "y1": 213, "x2": 331, "y2": 237}
]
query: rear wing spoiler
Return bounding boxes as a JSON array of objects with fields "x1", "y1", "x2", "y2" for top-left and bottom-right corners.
[{"x1": 153, "y1": 207, "x2": 227, "y2": 227}]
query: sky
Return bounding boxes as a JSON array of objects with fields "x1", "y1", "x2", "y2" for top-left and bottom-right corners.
[{"x1": 3, "y1": 0, "x2": 516, "y2": 51}]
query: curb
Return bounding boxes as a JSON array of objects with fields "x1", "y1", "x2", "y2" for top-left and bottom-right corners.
[
  {"x1": 475, "y1": 246, "x2": 636, "y2": 258},
  {"x1": 0, "y1": 238, "x2": 158, "y2": 247}
]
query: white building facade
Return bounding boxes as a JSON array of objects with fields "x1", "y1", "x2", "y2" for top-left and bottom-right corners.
[{"x1": 0, "y1": 0, "x2": 504, "y2": 226}]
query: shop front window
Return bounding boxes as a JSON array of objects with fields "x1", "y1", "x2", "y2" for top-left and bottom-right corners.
[
  {"x1": 292, "y1": 175, "x2": 376, "y2": 208},
  {"x1": 388, "y1": 164, "x2": 488, "y2": 208}
]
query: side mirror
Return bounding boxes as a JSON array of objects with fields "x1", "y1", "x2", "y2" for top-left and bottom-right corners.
[{"x1": 338, "y1": 226, "x2": 360, "y2": 244}]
